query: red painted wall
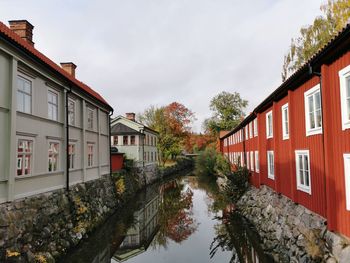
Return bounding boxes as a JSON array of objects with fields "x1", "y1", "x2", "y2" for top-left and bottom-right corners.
[{"x1": 111, "y1": 153, "x2": 124, "y2": 172}]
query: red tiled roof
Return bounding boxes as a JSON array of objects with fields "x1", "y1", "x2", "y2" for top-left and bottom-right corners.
[{"x1": 0, "y1": 21, "x2": 112, "y2": 110}]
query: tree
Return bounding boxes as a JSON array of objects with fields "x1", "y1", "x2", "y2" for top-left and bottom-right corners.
[
  {"x1": 204, "y1": 91, "x2": 248, "y2": 135},
  {"x1": 282, "y1": 0, "x2": 350, "y2": 81},
  {"x1": 138, "y1": 102, "x2": 195, "y2": 165}
]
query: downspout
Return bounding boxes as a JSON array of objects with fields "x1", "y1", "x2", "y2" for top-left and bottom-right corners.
[
  {"x1": 309, "y1": 64, "x2": 327, "y2": 218},
  {"x1": 109, "y1": 110, "x2": 114, "y2": 175},
  {"x1": 65, "y1": 88, "x2": 71, "y2": 191}
]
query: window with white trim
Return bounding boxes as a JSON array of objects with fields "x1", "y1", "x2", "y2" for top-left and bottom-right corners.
[
  {"x1": 17, "y1": 139, "x2": 33, "y2": 176},
  {"x1": 343, "y1": 154, "x2": 350, "y2": 211},
  {"x1": 68, "y1": 143, "x2": 75, "y2": 169},
  {"x1": 253, "y1": 118, "x2": 258, "y2": 137},
  {"x1": 249, "y1": 122, "x2": 253, "y2": 138},
  {"x1": 266, "y1": 111, "x2": 273, "y2": 139},
  {"x1": 282, "y1": 103, "x2": 289, "y2": 140},
  {"x1": 250, "y1": 151, "x2": 254, "y2": 171},
  {"x1": 339, "y1": 65, "x2": 350, "y2": 130},
  {"x1": 246, "y1": 152, "x2": 250, "y2": 170},
  {"x1": 295, "y1": 150, "x2": 311, "y2": 194},
  {"x1": 68, "y1": 98, "x2": 75, "y2": 126},
  {"x1": 304, "y1": 84, "x2": 322, "y2": 136},
  {"x1": 87, "y1": 143, "x2": 94, "y2": 167},
  {"x1": 48, "y1": 142, "x2": 59, "y2": 172},
  {"x1": 245, "y1": 126, "x2": 248, "y2": 140},
  {"x1": 87, "y1": 107, "x2": 94, "y2": 129},
  {"x1": 255, "y1": 151, "x2": 259, "y2": 172},
  {"x1": 267, "y1": 151, "x2": 274, "y2": 179},
  {"x1": 48, "y1": 90, "x2": 58, "y2": 121},
  {"x1": 17, "y1": 76, "x2": 32, "y2": 114}
]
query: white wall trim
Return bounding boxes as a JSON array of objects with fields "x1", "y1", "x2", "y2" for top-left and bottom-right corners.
[{"x1": 14, "y1": 185, "x2": 64, "y2": 200}]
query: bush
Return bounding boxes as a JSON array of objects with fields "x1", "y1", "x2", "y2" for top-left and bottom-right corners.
[
  {"x1": 195, "y1": 148, "x2": 231, "y2": 178},
  {"x1": 223, "y1": 166, "x2": 249, "y2": 203}
]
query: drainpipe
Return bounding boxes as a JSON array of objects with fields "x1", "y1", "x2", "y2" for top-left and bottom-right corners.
[
  {"x1": 309, "y1": 64, "x2": 327, "y2": 218},
  {"x1": 141, "y1": 129, "x2": 145, "y2": 167},
  {"x1": 65, "y1": 88, "x2": 71, "y2": 192},
  {"x1": 109, "y1": 110, "x2": 114, "y2": 175}
]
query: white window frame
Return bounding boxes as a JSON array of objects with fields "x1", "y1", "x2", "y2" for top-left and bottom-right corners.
[
  {"x1": 68, "y1": 98, "x2": 76, "y2": 126},
  {"x1": 295, "y1": 150, "x2": 311, "y2": 194},
  {"x1": 282, "y1": 103, "x2": 289, "y2": 140},
  {"x1": 253, "y1": 118, "x2": 258, "y2": 137},
  {"x1": 68, "y1": 143, "x2": 76, "y2": 170},
  {"x1": 17, "y1": 75, "x2": 32, "y2": 114},
  {"x1": 339, "y1": 65, "x2": 350, "y2": 130},
  {"x1": 304, "y1": 84, "x2": 322, "y2": 136},
  {"x1": 255, "y1": 151, "x2": 259, "y2": 173},
  {"x1": 87, "y1": 143, "x2": 94, "y2": 167},
  {"x1": 16, "y1": 137, "x2": 34, "y2": 176},
  {"x1": 250, "y1": 151, "x2": 254, "y2": 171},
  {"x1": 249, "y1": 122, "x2": 253, "y2": 138},
  {"x1": 343, "y1": 154, "x2": 350, "y2": 211},
  {"x1": 266, "y1": 110, "x2": 273, "y2": 139},
  {"x1": 87, "y1": 107, "x2": 94, "y2": 129},
  {"x1": 48, "y1": 89, "x2": 59, "y2": 121},
  {"x1": 246, "y1": 152, "x2": 249, "y2": 170},
  {"x1": 267, "y1": 151, "x2": 274, "y2": 180},
  {"x1": 48, "y1": 141, "x2": 60, "y2": 172}
]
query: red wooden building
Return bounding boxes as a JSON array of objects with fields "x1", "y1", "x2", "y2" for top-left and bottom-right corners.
[{"x1": 220, "y1": 25, "x2": 350, "y2": 238}]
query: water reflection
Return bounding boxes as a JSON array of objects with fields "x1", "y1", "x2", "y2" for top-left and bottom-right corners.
[{"x1": 60, "y1": 176, "x2": 271, "y2": 263}]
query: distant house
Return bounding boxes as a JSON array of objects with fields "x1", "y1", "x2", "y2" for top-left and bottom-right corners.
[
  {"x1": 0, "y1": 20, "x2": 112, "y2": 204},
  {"x1": 110, "y1": 113, "x2": 159, "y2": 167}
]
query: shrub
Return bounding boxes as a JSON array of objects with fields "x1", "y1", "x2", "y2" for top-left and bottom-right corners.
[
  {"x1": 195, "y1": 148, "x2": 231, "y2": 178},
  {"x1": 223, "y1": 166, "x2": 249, "y2": 203}
]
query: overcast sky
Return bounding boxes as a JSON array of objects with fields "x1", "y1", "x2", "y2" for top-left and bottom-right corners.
[{"x1": 0, "y1": 0, "x2": 324, "y2": 132}]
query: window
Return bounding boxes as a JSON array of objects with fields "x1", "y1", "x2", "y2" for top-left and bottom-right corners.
[
  {"x1": 295, "y1": 150, "x2": 311, "y2": 194},
  {"x1": 48, "y1": 90, "x2": 58, "y2": 121},
  {"x1": 253, "y1": 119, "x2": 258, "y2": 137},
  {"x1": 87, "y1": 107, "x2": 94, "y2": 129},
  {"x1": 249, "y1": 122, "x2": 253, "y2": 138},
  {"x1": 151, "y1": 152, "x2": 153, "y2": 162},
  {"x1": 266, "y1": 110, "x2": 273, "y2": 139},
  {"x1": 255, "y1": 151, "x2": 259, "y2": 172},
  {"x1": 131, "y1": 135, "x2": 136, "y2": 145},
  {"x1": 304, "y1": 84, "x2": 322, "y2": 136},
  {"x1": 343, "y1": 154, "x2": 350, "y2": 211},
  {"x1": 246, "y1": 152, "x2": 250, "y2": 170},
  {"x1": 250, "y1": 151, "x2": 254, "y2": 171},
  {"x1": 113, "y1": 136, "x2": 118, "y2": 145},
  {"x1": 123, "y1": 136, "x2": 128, "y2": 145},
  {"x1": 245, "y1": 126, "x2": 248, "y2": 140},
  {"x1": 48, "y1": 142, "x2": 59, "y2": 172},
  {"x1": 17, "y1": 76, "x2": 32, "y2": 113},
  {"x1": 267, "y1": 151, "x2": 274, "y2": 179},
  {"x1": 282, "y1": 103, "x2": 289, "y2": 140},
  {"x1": 68, "y1": 144, "x2": 75, "y2": 169},
  {"x1": 339, "y1": 65, "x2": 350, "y2": 130},
  {"x1": 87, "y1": 144, "x2": 94, "y2": 167},
  {"x1": 68, "y1": 98, "x2": 75, "y2": 125},
  {"x1": 17, "y1": 139, "x2": 33, "y2": 176}
]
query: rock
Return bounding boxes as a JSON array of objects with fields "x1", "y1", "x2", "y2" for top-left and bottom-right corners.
[{"x1": 339, "y1": 245, "x2": 350, "y2": 263}]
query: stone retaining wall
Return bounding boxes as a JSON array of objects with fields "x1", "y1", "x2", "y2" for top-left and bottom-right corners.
[
  {"x1": 237, "y1": 185, "x2": 350, "y2": 263},
  {"x1": 0, "y1": 174, "x2": 118, "y2": 262}
]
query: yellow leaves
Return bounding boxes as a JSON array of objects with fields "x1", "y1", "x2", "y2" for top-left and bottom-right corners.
[
  {"x1": 34, "y1": 254, "x2": 47, "y2": 263},
  {"x1": 115, "y1": 177, "x2": 126, "y2": 195},
  {"x1": 73, "y1": 196, "x2": 88, "y2": 215},
  {"x1": 6, "y1": 249, "x2": 20, "y2": 258}
]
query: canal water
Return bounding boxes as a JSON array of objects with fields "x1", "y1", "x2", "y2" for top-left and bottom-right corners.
[{"x1": 60, "y1": 175, "x2": 273, "y2": 263}]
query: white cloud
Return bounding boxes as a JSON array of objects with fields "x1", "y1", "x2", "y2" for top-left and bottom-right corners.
[{"x1": 0, "y1": 0, "x2": 323, "y2": 131}]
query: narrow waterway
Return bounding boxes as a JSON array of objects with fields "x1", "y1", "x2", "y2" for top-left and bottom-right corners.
[{"x1": 60, "y1": 175, "x2": 273, "y2": 263}]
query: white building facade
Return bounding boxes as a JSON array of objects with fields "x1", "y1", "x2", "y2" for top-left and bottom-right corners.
[
  {"x1": 110, "y1": 113, "x2": 158, "y2": 167},
  {"x1": 0, "y1": 20, "x2": 112, "y2": 204}
]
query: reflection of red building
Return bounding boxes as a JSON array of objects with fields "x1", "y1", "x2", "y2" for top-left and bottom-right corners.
[{"x1": 220, "y1": 25, "x2": 350, "y2": 238}]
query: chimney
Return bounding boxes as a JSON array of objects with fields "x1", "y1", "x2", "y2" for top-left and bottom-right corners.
[
  {"x1": 60, "y1": 62, "x2": 77, "y2": 78},
  {"x1": 126, "y1": 113, "x2": 136, "y2": 121},
  {"x1": 9, "y1": 20, "x2": 34, "y2": 46}
]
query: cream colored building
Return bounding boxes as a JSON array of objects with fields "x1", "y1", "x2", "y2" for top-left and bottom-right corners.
[
  {"x1": 0, "y1": 20, "x2": 112, "y2": 204},
  {"x1": 110, "y1": 113, "x2": 158, "y2": 167}
]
